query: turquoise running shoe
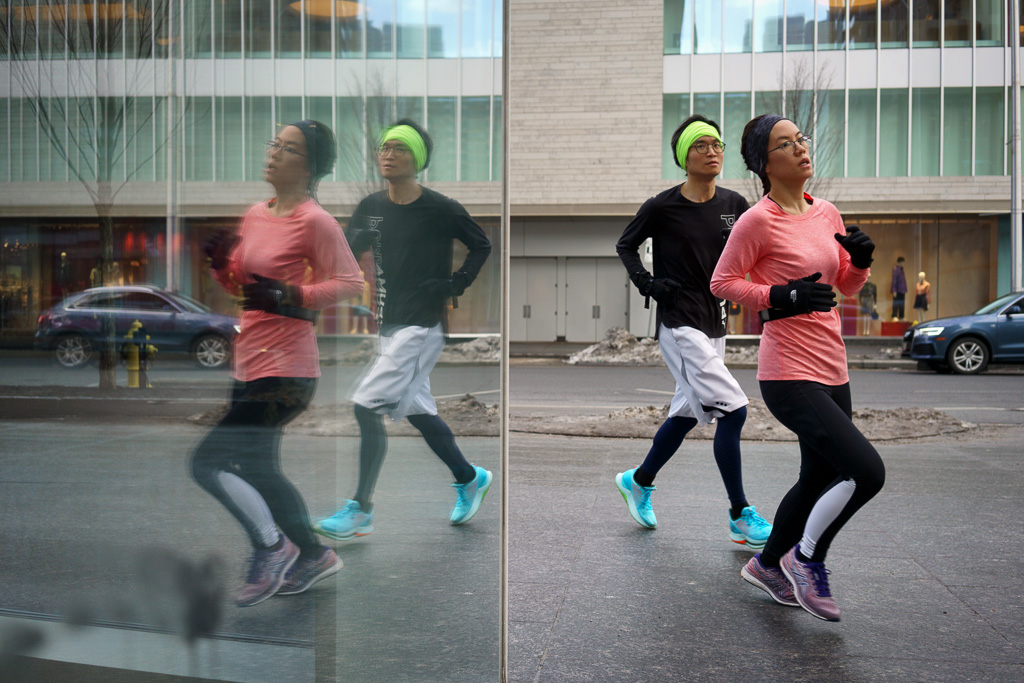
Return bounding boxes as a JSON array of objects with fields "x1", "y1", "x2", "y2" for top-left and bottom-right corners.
[
  {"x1": 615, "y1": 468, "x2": 656, "y2": 529},
  {"x1": 450, "y1": 465, "x2": 493, "y2": 525},
  {"x1": 729, "y1": 505, "x2": 772, "y2": 549},
  {"x1": 315, "y1": 500, "x2": 374, "y2": 541}
]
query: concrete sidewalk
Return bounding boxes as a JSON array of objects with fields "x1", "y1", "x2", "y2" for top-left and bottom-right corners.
[{"x1": 509, "y1": 429, "x2": 1024, "y2": 682}]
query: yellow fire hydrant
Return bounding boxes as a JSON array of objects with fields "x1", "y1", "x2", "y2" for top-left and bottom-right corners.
[{"x1": 123, "y1": 320, "x2": 157, "y2": 388}]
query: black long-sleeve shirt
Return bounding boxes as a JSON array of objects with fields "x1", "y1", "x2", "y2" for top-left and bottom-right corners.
[
  {"x1": 616, "y1": 185, "x2": 749, "y2": 338},
  {"x1": 347, "y1": 187, "x2": 491, "y2": 329}
]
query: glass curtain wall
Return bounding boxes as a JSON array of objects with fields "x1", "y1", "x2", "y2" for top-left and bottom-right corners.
[{"x1": 0, "y1": 1, "x2": 504, "y2": 680}]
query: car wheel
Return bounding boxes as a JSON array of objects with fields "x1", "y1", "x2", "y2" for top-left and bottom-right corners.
[
  {"x1": 946, "y1": 337, "x2": 989, "y2": 375},
  {"x1": 192, "y1": 334, "x2": 231, "y2": 369},
  {"x1": 55, "y1": 334, "x2": 92, "y2": 368}
]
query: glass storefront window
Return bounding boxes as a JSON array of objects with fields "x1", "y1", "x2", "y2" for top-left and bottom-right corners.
[
  {"x1": 944, "y1": 0, "x2": 972, "y2": 47},
  {"x1": 723, "y1": 0, "x2": 752, "y2": 53},
  {"x1": 398, "y1": 0, "x2": 427, "y2": 58},
  {"x1": 754, "y1": 0, "x2": 784, "y2": 52},
  {"x1": 723, "y1": 92, "x2": 751, "y2": 179},
  {"x1": 662, "y1": 93, "x2": 691, "y2": 180},
  {"x1": 336, "y1": 97, "x2": 367, "y2": 181},
  {"x1": 339, "y1": 2, "x2": 364, "y2": 56},
  {"x1": 848, "y1": 89, "x2": 877, "y2": 177},
  {"x1": 976, "y1": 0, "x2": 1003, "y2": 46},
  {"x1": 276, "y1": 3, "x2": 303, "y2": 58},
  {"x1": 366, "y1": 0, "x2": 395, "y2": 58},
  {"x1": 215, "y1": 97, "x2": 245, "y2": 182},
  {"x1": 819, "y1": 0, "x2": 848, "y2": 50},
  {"x1": 880, "y1": 0, "x2": 908, "y2": 47},
  {"x1": 244, "y1": 96, "x2": 273, "y2": 181},
  {"x1": 665, "y1": 0, "x2": 693, "y2": 54},
  {"x1": 185, "y1": 97, "x2": 215, "y2": 182},
  {"x1": 786, "y1": 0, "x2": 815, "y2": 52},
  {"x1": 462, "y1": 0, "x2": 496, "y2": 57},
  {"x1": 912, "y1": 0, "x2": 940, "y2": 47},
  {"x1": 245, "y1": 2, "x2": 272, "y2": 58},
  {"x1": 215, "y1": 0, "x2": 244, "y2": 58},
  {"x1": 427, "y1": 0, "x2": 459, "y2": 57},
  {"x1": 976, "y1": 87, "x2": 1005, "y2": 175},
  {"x1": 943, "y1": 88, "x2": 972, "y2": 176},
  {"x1": 427, "y1": 96, "x2": 458, "y2": 181},
  {"x1": 694, "y1": 2, "x2": 722, "y2": 53},
  {"x1": 303, "y1": 0, "x2": 337, "y2": 57},
  {"x1": 879, "y1": 89, "x2": 909, "y2": 176},
  {"x1": 461, "y1": 97, "x2": 492, "y2": 180},
  {"x1": 911, "y1": 88, "x2": 940, "y2": 176},
  {"x1": 849, "y1": 1, "x2": 877, "y2": 49},
  {"x1": 815, "y1": 90, "x2": 845, "y2": 178}
]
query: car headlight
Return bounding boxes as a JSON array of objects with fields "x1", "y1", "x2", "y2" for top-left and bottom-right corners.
[
  {"x1": 233, "y1": 325, "x2": 241, "y2": 334},
  {"x1": 916, "y1": 326, "x2": 944, "y2": 337}
]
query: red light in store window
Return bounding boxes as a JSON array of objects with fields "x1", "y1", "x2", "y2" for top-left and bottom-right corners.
[{"x1": 124, "y1": 232, "x2": 135, "y2": 252}]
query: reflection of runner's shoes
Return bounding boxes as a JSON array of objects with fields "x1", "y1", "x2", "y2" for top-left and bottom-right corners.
[
  {"x1": 450, "y1": 465, "x2": 493, "y2": 525},
  {"x1": 615, "y1": 468, "x2": 656, "y2": 529},
  {"x1": 277, "y1": 546, "x2": 343, "y2": 596},
  {"x1": 729, "y1": 505, "x2": 773, "y2": 549},
  {"x1": 315, "y1": 500, "x2": 374, "y2": 541},
  {"x1": 236, "y1": 537, "x2": 299, "y2": 607},
  {"x1": 780, "y1": 546, "x2": 841, "y2": 621},
  {"x1": 740, "y1": 553, "x2": 798, "y2": 607}
]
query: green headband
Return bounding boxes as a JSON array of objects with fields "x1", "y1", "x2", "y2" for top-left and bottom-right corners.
[
  {"x1": 379, "y1": 125, "x2": 427, "y2": 172},
  {"x1": 675, "y1": 122, "x2": 723, "y2": 171}
]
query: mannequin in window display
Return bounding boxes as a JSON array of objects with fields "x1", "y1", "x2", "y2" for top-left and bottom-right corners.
[
  {"x1": 315, "y1": 119, "x2": 493, "y2": 542},
  {"x1": 913, "y1": 271, "x2": 931, "y2": 322},
  {"x1": 90, "y1": 260, "x2": 103, "y2": 288},
  {"x1": 57, "y1": 252, "x2": 72, "y2": 300},
  {"x1": 858, "y1": 277, "x2": 878, "y2": 335},
  {"x1": 890, "y1": 256, "x2": 906, "y2": 320}
]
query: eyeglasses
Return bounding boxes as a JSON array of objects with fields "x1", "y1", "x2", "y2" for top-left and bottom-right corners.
[
  {"x1": 692, "y1": 141, "x2": 725, "y2": 154},
  {"x1": 377, "y1": 143, "x2": 411, "y2": 158},
  {"x1": 265, "y1": 140, "x2": 306, "y2": 157},
  {"x1": 767, "y1": 135, "x2": 812, "y2": 155}
]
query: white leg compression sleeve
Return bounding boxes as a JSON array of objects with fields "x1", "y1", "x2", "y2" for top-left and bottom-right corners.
[
  {"x1": 799, "y1": 478, "x2": 857, "y2": 559},
  {"x1": 216, "y1": 471, "x2": 280, "y2": 548}
]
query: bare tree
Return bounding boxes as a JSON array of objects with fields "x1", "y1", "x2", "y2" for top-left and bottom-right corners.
[
  {"x1": 748, "y1": 58, "x2": 843, "y2": 202},
  {"x1": 1, "y1": 0, "x2": 207, "y2": 388}
]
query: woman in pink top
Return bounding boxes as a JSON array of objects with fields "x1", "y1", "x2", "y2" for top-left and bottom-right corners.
[
  {"x1": 192, "y1": 120, "x2": 364, "y2": 607},
  {"x1": 710, "y1": 115, "x2": 885, "y2": 622}
]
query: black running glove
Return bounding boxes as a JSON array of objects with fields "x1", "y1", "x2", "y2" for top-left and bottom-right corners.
[
  {"x1": 242, "y1": 274, "x2": 301, "y2": 312},
  {"x1": 768, "y1": 272, "x2": 836, "y2": 314},
  {"x1": 423, "y1": 271, "x2": 471, "y2": 298},
  {"x1": 834, "y1": 225, "x2": 875, "y2": 269},
  {"x1": 639, "y1": 277, "x2": 682, "y2": 306},
  {"x1": 203, "y1": 230, "x2": 238, "y2": 271}
]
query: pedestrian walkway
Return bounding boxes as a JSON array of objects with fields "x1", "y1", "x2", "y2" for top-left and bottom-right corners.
[{"x1": 509, "y1": 429, "x2": 1024, "y2": 682}]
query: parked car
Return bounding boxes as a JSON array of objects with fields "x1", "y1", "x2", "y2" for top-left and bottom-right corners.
[
  {"x1": 35, "y1": 285, "x2": 239, "y2": 369},
  {"x1": 902, "y1": 292, "x2": 1024, "y2": 374}
]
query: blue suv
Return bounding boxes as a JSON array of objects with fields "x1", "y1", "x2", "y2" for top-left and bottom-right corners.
[{"x1": 903, "y1": 292, "x2": 1024, "y2": 374}]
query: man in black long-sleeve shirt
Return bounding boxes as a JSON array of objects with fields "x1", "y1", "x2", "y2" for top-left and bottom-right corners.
[
  {"x1": 315, "y1": 120, "x2": 492, "y2": 540},
  {"x1": 614, "y1": 115, "x2": 773, "y2": 553}
]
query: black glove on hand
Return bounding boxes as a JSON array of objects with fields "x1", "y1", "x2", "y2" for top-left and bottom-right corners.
[
  {"x1": 423, "y1": 272, "x2": 471, "y2": 298},
  {"x1": 242, "y1": 274, "x2": 300, "y2": 312},
  {"x1": 768, "y1": 272, "x2": 836, "y2": 314},
  {"x1": 641, "y1": 278, "x2": 682, "y2": 306},
  {"x1": 834, "y1": 224, "x2": 875, "y2": 269},
  {"x1": 203, "y1": 230, "x2": 238, "y2": 270}
]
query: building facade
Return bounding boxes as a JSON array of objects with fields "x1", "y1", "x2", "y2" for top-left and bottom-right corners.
[{"x1": 510, "y1": 0, "x2": 1020, "y2": 341}]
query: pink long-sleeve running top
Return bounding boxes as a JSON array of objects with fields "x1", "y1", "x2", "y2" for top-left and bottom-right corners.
[
  {"x1": 710, "y1": 194, "x2": 869, "y2": 385},
  {"x1": 215, "y1": 198, "x2": 365, "y2": 381}
]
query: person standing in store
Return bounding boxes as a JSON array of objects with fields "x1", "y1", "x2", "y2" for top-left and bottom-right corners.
[
  {"x1": 193, "y1": 120, "x2": 364, "y2": 606},
  {"x1": 711, "y1": 114, "x2": 885, "y2": 621},
  {"x1": 314, "y1": 119, "x2": 492, "y2": 541},
  {"x1": 613, "y1": 114, "x2": 772, "y2": 550}
]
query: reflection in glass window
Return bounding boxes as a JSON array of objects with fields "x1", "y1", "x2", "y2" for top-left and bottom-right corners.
[
  {"x1": 849, "y1": 1, "x2": 877, "y2": 49},
  {"x1": 879, "y1": 89, "x2": 908, "y2": 176},
  {"x1": 912, "y1": 0, "x2": 940, "y2": 47},
  {"x1": 754, "y1": 0, "x2": 784, "y2": 52},
  {"x1": 186, "y1": 97, "x2": 214, "y2": 182},
  {"x1": 463, "y1": 0, "x2": 495, "y2": 57},
  {"x1": 819, "y1": 0, "x2": 847, "y2": 50},
  {"x1": 663, "y1": 94, "x2": 691, "y2": 180},
  {"x1": 215, "y1": 97, "x2": 245, "y2": 182},
  {"x1": 975, "y1": 0, "x2": 1003, "y2": 46},
  {"x1": 493, "y1": 0, "x2": 503, "y2": 57},
  {"x1": 786, "y1": 0, "x2": 814, "y2": 51},
  {"x1": 848, "y1": 89, "x2": 877, "y2": 177},
  {"x1": 338, "y1": 2, "x2": 364, "y2": 56},
  {"x1": 186, "y1": 3, "x2": 212, "y2": 58},
  {"x1": 245, "y1": 97, "x2": 273, "y2": 181},
  {"x1": 694, "y1": 2, "x2": 722, "y2": 53},
  {"x1": 976, "y1": 87, "x2": 1005, "y2": 175},
  {"x1": 336, "y1": 97, "x2": 366, "y2": 181},
  {"x1": 665, "y1": 0, "x2": 693, "y2": 54},
  {"x1": 723, "y1": 0, "x2": 752, "y2": 53},
  {"x1": 277, "y1": 97, "x2": 303, "y2": 133},
  {"x1": 944, "y1": 0, "x2": 972, "y2": 47},
  {"x1": 245, "y1": 2, "x2": 272, "y2": 57},
  {"x1": 427, "y1": 97, "x2": 458, "y2": 181},
  {"x1": 398, "y1": 0, "x2": 427, "y2": 58},
  {"x1": 815, "y1": 91, "x2": 845, "y2": 178},
  {"x1": 12, "y1": 99, "x2": 38, "y2": 182},
  {"x1": 723, "y1": 93, "x2": 751, "y2": 179},
  {"x1": 911, "y1": 88, "x2": 940, "y2": 176},
  {"x1": 276, "y1": 3, "x2": 303, "y2": 57},
  {"x1": 397, "y1": 96, "x2": 425, "y2": 124},
  {"x1": 38, "y1": 98, "x2": 66, "y2": 182},
  {"x1": 461, "y1": 97, "x2": 492, "y2": 180},
  {"x1": 943, "y1": 88, "x2": 972, "y2": 177},
  {"x1": 492, "y1": 95, "x2": 503, "y2": 179},
  {"x1": 427, "y1": 0, "x2": 458, "y2": 57},
  {"x1": 0, "y1": 100, "x2": 7, "y2": 183},
  {"x1": 304, "y1": 0, "x2": 336, "y2": 57},
  {"x1": 216, "y1": 0, "x2": 243, "y2": 57},
  {"x1": 880, "y1": 0, "x2": 908, "y2": 47},
  {"x1": 366, "y1": 0, "x2": 395, "y2": 58}
]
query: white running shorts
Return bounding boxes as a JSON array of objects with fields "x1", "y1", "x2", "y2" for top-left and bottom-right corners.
[
  {"x1": 351, "y1": 324, "x2": 444, "y2": 421},
  {"x1": 658, "y1": 323, "x2": 749, "y2": 425}
]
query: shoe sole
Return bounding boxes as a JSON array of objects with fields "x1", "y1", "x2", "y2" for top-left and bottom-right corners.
[
  {"x1": 740, "y1": 565, "x2": 799, "y2": 607},
  {"x1": 780, "y1": 557, "x2": 841, "y2": 622},
  {"x1": 729, "y1": 531, "x2": 767, "y2": 550},
  {"x1": 615, "y1": 473, "x2": 655, "y2": 529},
  {"x1": 450, "y1": 470, "x2": 493, "y2": 525},
  {"x1": 276, "y1": 559, "x2": 344, "y2": 596},
  {"x1": 236, "y1": 546, "x2": 300, "y2": 608},
  {"x1": 314, "y1": 523, "x2": 373, "y2": 542}
]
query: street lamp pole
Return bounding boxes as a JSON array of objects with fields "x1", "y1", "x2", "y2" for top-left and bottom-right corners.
[{"x1": 1012, "y1": 0, "x2": 1023, "y2": 292}]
